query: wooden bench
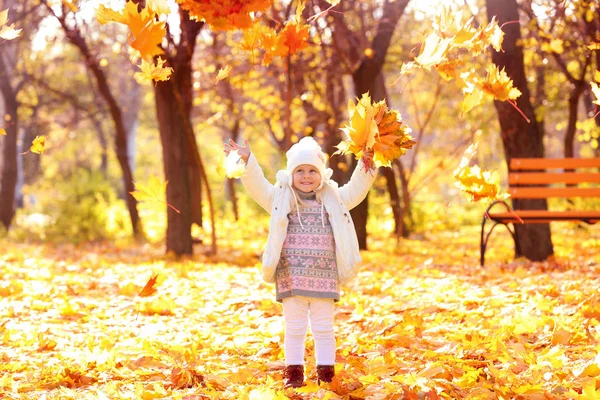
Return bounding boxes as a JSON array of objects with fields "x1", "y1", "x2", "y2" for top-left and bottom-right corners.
[{"x1": 480, "y1": 157, "x2": 600, "y2": 266}]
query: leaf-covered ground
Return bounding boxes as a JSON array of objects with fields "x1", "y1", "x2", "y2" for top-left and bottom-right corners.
[{"x1": 1, "y1": 224, "x2": 599, "y2": 399}]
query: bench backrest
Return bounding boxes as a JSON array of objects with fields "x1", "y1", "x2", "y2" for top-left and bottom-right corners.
[{"x1": 508, "y1": 158, "x2": 600, "y2": 199}]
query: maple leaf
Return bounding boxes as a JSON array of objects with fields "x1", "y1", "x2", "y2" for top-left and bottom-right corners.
[
  {"x1": 589, "y1": 41, "x2": 600, "y2": 50},
  {"x1": 0, "y1": 128, "x2": 6, "y2": 135},
  {"x1": 130, "y1": 175, "x2": 180, "y2": 213},
  {"x1": 414, "y1": 33, "x2": 453, "y2": 70},
  {"x1": 216, "y1": 65, "x2": 232, "y2": 84},
  {"x1": 175, "y1": 0, "x2": 271, "y2": 31},
  {"x1": 0, "y1": 9, "x2": 21, "y2": 40},
  {"x1": 453, "y1": 142, "x2": 509, "y2": 203},
  {"x1": 480, "y1": 64, "x2": 521, "y2": 102},
  {"x1": 30, "y1": 135, "x2": 46, "y2": 154},
  {"x1": 225, "y1": 150, "x2": 245, "y2": 179},
  {"x1": 138, "y1": 273, "x2": 159, "y2": 297},
  {"x1": 96, "y1": 2, "x2": 165, "y2": 60},
  {"x1": 435, "y1": 58, "x2": 463, "y2": 81},
  {"x1": 278, "y1": 20, "x2": 310, "y2": 56},
  {"x1": 134, "y1": 57, "x2": 173, "y2": 83},
  {"x1": 590, "y1": 82, "x2": 600, "y2": 107}
]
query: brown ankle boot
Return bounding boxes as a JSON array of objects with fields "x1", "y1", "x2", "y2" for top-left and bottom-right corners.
[
  {"x1": 284, "y1": 365, "x2": 304, "y2": 388},
  {"x1": 316, "y1": 365, "x2": 335, "y2": 383}
]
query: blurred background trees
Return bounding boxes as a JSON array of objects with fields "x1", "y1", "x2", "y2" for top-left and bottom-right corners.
[{"x1": 0, "y1": 0, "x2": 598, "y2": 262}]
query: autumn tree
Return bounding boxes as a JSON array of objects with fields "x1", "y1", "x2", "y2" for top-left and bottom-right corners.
[
  {"x1": 486, "y1": 0, "x2": 554, "y2": 261},
  {"x1": 42, "y1": 0, "x2": 143, "y2": 238}
]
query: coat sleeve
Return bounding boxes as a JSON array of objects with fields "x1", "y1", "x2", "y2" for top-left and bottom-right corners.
[
  {"x1": 240, "y1": 152, "x2": 275, "y2": 213},
  {"x1": 337, "y1": 159, "x2": 378, "y2": 210}
]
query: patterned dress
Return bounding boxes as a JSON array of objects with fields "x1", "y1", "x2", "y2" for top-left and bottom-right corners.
[{"x1": 275, "y1": 190, "x2": 339, "y2": 302}]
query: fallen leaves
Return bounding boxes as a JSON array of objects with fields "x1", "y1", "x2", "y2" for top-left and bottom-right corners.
[{"x1": 0, "y1": 224, "x2": 599, "y2": 398}]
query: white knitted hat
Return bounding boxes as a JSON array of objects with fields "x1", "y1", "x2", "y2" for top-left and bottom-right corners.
[{"x1": 284, "y1": 137, "x2": 332, "y2": 190}]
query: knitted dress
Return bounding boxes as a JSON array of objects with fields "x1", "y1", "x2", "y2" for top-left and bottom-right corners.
[{"x1": 275, "y1": 190, "x2": 340, "y2": 302}]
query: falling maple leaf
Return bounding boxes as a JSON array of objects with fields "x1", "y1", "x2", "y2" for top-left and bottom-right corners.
[
  {"x1": 277, "y1": 20, "x2": 310, "y2": 56},
  {"x1": 225, "y1": 150, "x2": 245, "y2": 179},
  {"x1": 0, "y1": 9, "x2": 21, "y2": 40},
  {"x1": 335, "y1": 93, "x2": 416, "y2": 169},
  {"x1": 30, "y1": 135, "x2": 46, "y2": 154},
  {"x1": 414, "y1": 33, "x2": 453, "y2": 70},
  {"x1": 175, "y1": 0, "x2": 271, "y2": 31},
  {"x1": 216, "y1": 65, "x2": 232, "y2": 84},
  {"x1": 453, "y1": 142, "x2": 509, "y2": 203},
  {"x1": 130, "y1": 175, "x2": 180, "y2": 213},
  {"x1": 479, "y1": 64, "x2": 522, "y2": 102},
  {"x1": 138, "y1": 273, "x2": 160, "y2": 297},
  {"x1": 96, "y1": 2, "x2": 166, "y2": 60},
  {"x1": 590, "y1": 82, "x2": 600, "y2": 107},
  {"x1": 134, "y1": 57, "x2": 173, "y2": 83}
]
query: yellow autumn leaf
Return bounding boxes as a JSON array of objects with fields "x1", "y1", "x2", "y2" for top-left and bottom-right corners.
[
  {"x1": 62, "y1": 0, "x2": 79, "y2": 13},
  {"x1": 594, "y1": 69, "x2": 600, "y2": 82},
  {"x1": 453, "y1": 142, "x2": 509, "y2": 203},
  {"x1": 414, "y1": 33, "x2": 453, "y2": 70},
  {"x1": 225, "y1": 150, "x2": 245, "y2": 179},
  {"x1": 30, "y1": 135, "x2": 46, "y2": 154},
  {"x1": 460, "y1": 83, "x2": 484, "y2": 114},
  {"x1": 0, "y1": 128, "x2": 6, "y2": 135},
  {"x1": 134, "y1": 57, "x2": 173, "y2": 83},
  {"x1": 590, "y1": 82, "x2": 600, "y2": 106},
  {"x1": 216, "y1": 65, "x2": 232, "y2": 84},
  {"x1": 96, "y1": 2, "x2": 166, "y2": 60},
  {"x1": 131, "y1": 174, "x2": 180, "y2": 213},
  {"x1": 0, "y1": 9, "x2": 21, "y2": 40},
  {"x1": 589, "y1": 41, "x2": 600, "y2": 50},
  {"x1": 480, "y1": 64, "x2": 522, "y2": 102}
]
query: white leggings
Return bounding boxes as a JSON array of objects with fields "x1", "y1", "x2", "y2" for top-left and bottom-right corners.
[{"x1": 282, "y1": 296, "x2": 336, "y2": 366}]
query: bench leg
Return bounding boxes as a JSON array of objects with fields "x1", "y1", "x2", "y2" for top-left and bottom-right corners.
[{"x1": 481, "y1": 200, "x2": 515, "y2": 267}]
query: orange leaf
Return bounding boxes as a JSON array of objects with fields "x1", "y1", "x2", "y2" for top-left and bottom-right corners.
[
  {"x1": 480, "y1": 64, "x2": 521, "y2": 102},
  {"x1": 138, "y1": 273, "x2": 160, "y2": 297}
]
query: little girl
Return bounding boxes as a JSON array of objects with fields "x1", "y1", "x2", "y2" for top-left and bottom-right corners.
[{"x1": 223, "y1": 137, "x2": 377, "y2": 388}]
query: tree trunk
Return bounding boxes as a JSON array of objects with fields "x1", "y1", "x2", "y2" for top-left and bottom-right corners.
[
  {"x1": 486, "y1": 0, "x2": 554, "y2": 261},
  {"x1": 156, "y1": 77, "x2": 193, "y2": 255},
  {"x1": 155, "y1": 11, "x2": 205, "y2": 255},
  {"x1": 0, "y1": 33, "x2": 18, "y2": 230},
  {"x1": 564, "y1": 83, "x2": 584, "y2": 159},
  {"x1": 349, "y1": 0, "x2": 410, "y2": 249},
  {"x1": 0, "y1": 82, "x2": 18, "y2": 230}
]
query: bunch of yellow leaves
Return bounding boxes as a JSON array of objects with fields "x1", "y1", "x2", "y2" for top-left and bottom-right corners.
[
  {"x1": 176, "y1": 0, "x2": 272, "y2": 31},
  {"x1": 0, "y1": 8, "x2": 21, "y2": 40},
  {"x1": 335, "y1": 93, "x2": 416, "y2": 169},
  {"x1": 453, "y1": 142, "x2": 509, "y2": 203}
]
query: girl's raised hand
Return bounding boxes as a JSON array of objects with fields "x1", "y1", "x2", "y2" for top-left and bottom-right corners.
[{"x1": 224, "y1": 138, "x2": 250, "y2": 163}]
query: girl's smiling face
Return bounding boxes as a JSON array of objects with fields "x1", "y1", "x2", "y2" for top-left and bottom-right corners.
[{"x1": 292, "y1": 164, "x2": 321, "y2": 193}]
